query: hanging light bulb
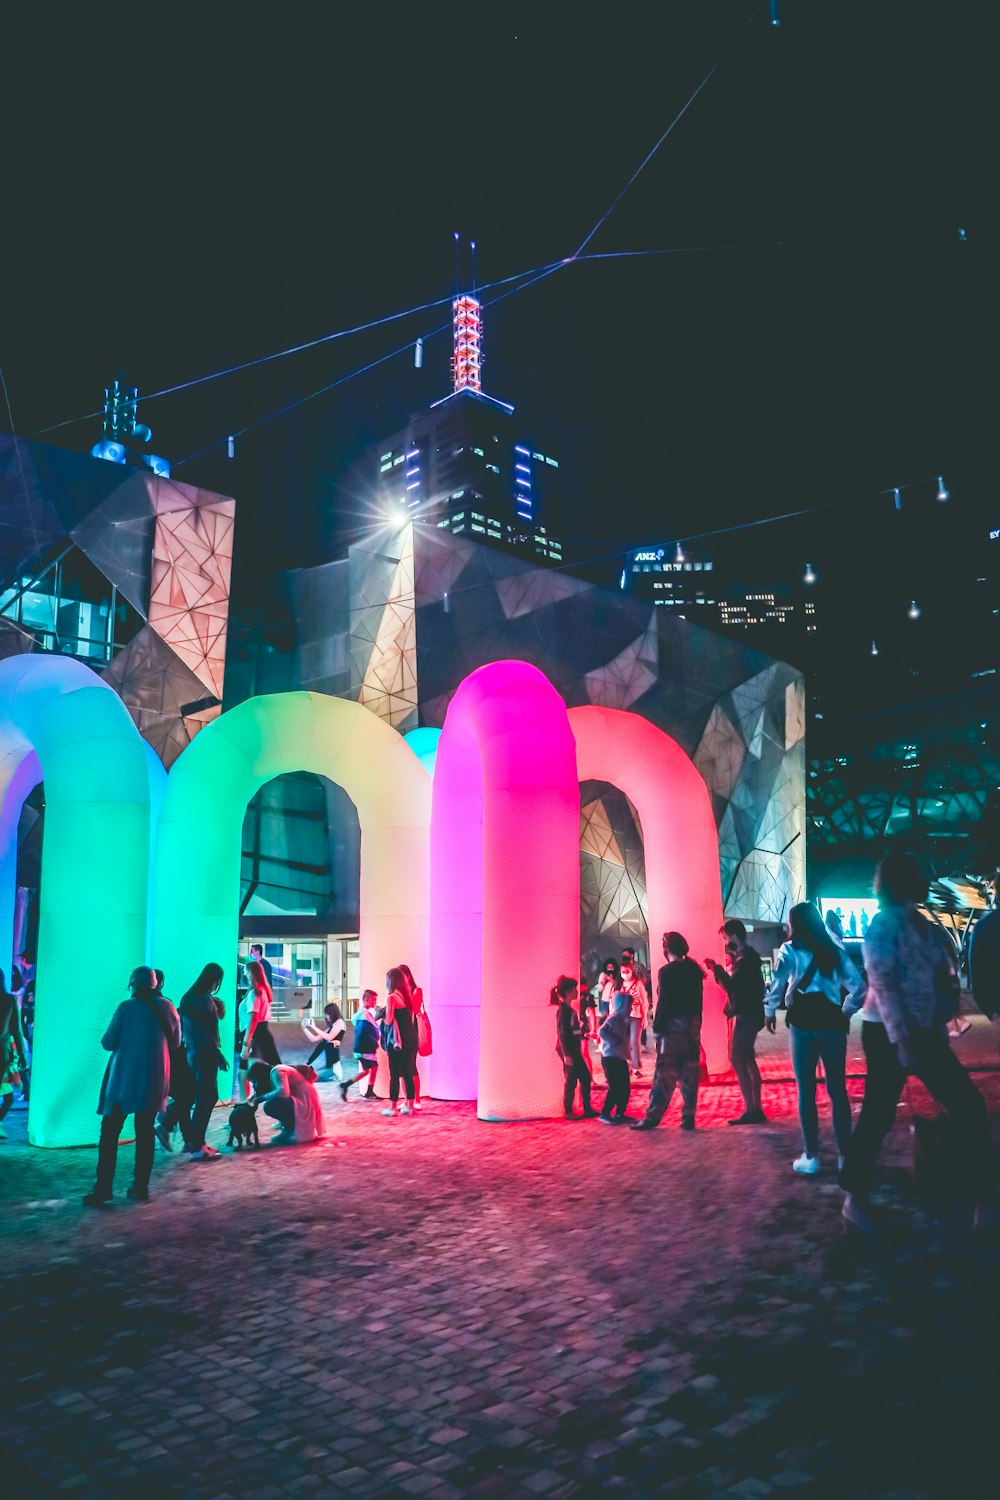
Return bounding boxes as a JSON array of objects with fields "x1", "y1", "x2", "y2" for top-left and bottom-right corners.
[
  {"x1": 870, "y1": 640, "x2": 879, "y2": 657},
  {"x1": 936, "y1": 475, "x2": 950, "y2": 502},
  {"x1": 803, "y1": 562, "x2": 816, "y2": 585},
  {"x1": 893, "y1": 487, "x2": 902, "y2": 511},
  {"x1": 675, "y1": 541, "x2": 684, "y2": 563},
  {"x1": 908, "y1": 599, "x2": 921, "y2": 619}
]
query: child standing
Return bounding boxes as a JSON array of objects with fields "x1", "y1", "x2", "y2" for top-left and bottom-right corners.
[
  {"x1": 598, "y1": 992, "x2": 632, "y2": 1124},
  {"x1": 341, "y1": 990, "x2": 380, "y2": 1101}
]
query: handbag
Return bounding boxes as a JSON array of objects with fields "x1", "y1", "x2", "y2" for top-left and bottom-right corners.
[{"x1": 416, "y1": 1008, "x2": 433, "y2": 1057}]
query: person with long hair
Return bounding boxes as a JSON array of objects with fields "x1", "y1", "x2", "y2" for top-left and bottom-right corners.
[
  {"x1": 840, "y1": 855, "x2": 996, "y2": 1233},
  {"x1": 176, "y1": 963, "x2": 228, "y2": 1160},
  {"x1": 240, "y1": 958, "x2": 280, "y2": 1070},
  {"x1": 553, "y1": 975, "x2": 598, "y2": 1119},
  {"x1": 381, "y1": 967, "x2": 418, "y2": 1117},
  {"x1": 398, "y1": 964, "x2": 424, "y2": 1110},
  {"x1": 632, "y1": 932, "x2": 704, "y2": 1132},
  {"x1": 765, "y1": 902, "x2": 866, "y2": 1175},
  {"x1": 303, "y1": 1002, "x2": 346, "y2": 1079},
  {"x1": 0, "y1": 969, "x2": 27, "y2": 1139}
]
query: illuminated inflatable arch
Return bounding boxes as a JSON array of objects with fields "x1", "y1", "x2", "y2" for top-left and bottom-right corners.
[
  {"x1": 0, "y1": 654, "x2": 157, "y2": 1148},
  {"x1": 428, "y1": 661, "x2": 580, "y2": 1119},
  {"x1": 151, "y1": 691, "x2": 431, "y2": 1064},
  {"x1": 568, "y1": 705, "x2": 729, "y2": 1074}
]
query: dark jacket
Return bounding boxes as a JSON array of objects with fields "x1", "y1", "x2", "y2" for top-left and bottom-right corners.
[
  {"x1": 715, "y1": 949, "x2": 765, "y2": 1026},
  {"x1": 179, "y1": 988, "x2": 225, "y2": 1063},
  {"x1": 653, "y1": 958, "x2": 704, "y2": 1029},
  {"x1": 556, "y1": 1001, "x2": 583, "y2": 1062},
  {"x1": 97, "y1": 992, "x2": 181, "y2": 1117},
  {"x1": 970, "y1": 909, "x2": 1000, "y2": 1020}
]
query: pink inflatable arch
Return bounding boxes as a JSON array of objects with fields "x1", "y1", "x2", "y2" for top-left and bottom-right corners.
[
  {"x1": 569, "y1": 704, "x2": 729, "y2": 1073},
  {"x1": 428, "y1": 661, "x2": 580, "y2": 1119}
]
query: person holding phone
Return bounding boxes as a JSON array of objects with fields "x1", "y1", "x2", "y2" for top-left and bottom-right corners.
[{"x1": 705, "y1": 920, "x2": 766, "y2": 1125}]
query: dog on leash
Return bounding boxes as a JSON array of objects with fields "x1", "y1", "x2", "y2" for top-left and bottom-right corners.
[{"x1": 227, "y1": 1101, "x2": 260, "y2": 1150}]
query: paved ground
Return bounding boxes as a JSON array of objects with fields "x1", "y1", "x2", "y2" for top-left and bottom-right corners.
[{"x1": 3, "y1": 1016, "x2": 1000, "y2": 1499}]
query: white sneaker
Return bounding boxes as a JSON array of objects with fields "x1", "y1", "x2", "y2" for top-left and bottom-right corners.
[
  {"x1": 410, "y1": 1100, "x2": 421, "y2": 1112},
  {"x1": 792, "y1": 1153, "x2": 821, "y2": 1175},
  {"x1": 189, "y1": 1145, "x2": 221, "y2": 1160},
  {"x1": 398, "y1": 1103, "x2": 412, "y2": 1116},
  {"x1": 380, "y1": 1106, "x2": 398, "y2": 1117}
]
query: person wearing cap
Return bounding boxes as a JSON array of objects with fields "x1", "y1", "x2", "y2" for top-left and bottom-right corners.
[{"x1": 83, "y1": 966, "x2": 180, "y2": 1208}]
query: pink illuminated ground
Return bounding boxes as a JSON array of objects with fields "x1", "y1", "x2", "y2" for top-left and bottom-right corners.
[{"x1": 2, "y1": 1014, "x2": 999, "y2": 1497}]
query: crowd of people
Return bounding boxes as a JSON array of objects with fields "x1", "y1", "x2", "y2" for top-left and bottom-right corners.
[
  {"x1": 73, "y1": 958, "x2": 430, "y2": 1207},
  {"x1": 4, "y1": 850, "x2": 998, "y2": 1233},
  {"x1": 554, "y1": 853, "x2": 998, "y2": 1234}
]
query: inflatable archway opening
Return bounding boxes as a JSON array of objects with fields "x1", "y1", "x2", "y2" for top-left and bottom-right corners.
[
  {"x1": 0, "y1": 656, "x2": 157, "y2": 1148},
  {"x1": 152, "y1": 692, "x2": 431, "y2": 1076}
]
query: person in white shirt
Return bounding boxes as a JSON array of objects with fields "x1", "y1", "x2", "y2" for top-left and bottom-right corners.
[
  {"x1": 618, "y1": 963, "x2": 649, "y2": 1076},
  {"x1": 765, "y1": 902, "x2": 866, "y2": 1176},
  {"x1": 840, "y1": 854, "x2": 995, "y2": 1234}
]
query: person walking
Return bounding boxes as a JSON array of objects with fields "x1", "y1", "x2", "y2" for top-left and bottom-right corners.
[
  {"x1": 341, "y1": 990, "x2": 380, "y2": 1101},
  {"x1": 176, "y1": 963, "x2": 228, "y2": 1161},
  {"x1": 381, "y1": 968, "x2": 418, "y2": 1117},
  {"x1": 240, "y1": 959, "x2": 280, "y2": 1070},
  {"x1": 553, "y1": 975, "x2": 598, "y2": 1119},
  {"x1": 632, "y1": 932, "x2": 704, "y2": 1132},
  {"x1": 765, "y1": 902, "x2": 866, "y2": 1176},
  {"x1": 0, "y1": 971, "x2": 27, "y2": 1139},
  {"x1": 598, "y1": 991, "x2": 632, "y2": 1124},
  {"x1": 970, "y1": 873, "x2": 1000, "y2": 1056},
  {"x1": 840, "y1": 855, "x2": 997, "y2": 1233},
  {"x1": 705, "y1": 920, "x2": 766, "y2": 1124},
  {"x1": 247, "y1": 1061, "x2": 325, "y2": 1145},
  {"x1": 248, "y1": 943, "x2": 273, "y2": 988},
  {"x1": 619, "y1": 960, "x2": 649, "y2": 1076},
  {"x1": 84, "y1": 966, "x2": 180, "y2": 1206}
]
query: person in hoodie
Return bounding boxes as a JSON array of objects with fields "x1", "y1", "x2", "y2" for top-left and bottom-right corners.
[{"x1": 598, "y1": 991, "x2": 633, "y2": 1124}]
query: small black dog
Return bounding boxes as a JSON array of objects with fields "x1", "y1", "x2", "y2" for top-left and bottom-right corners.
[{"x1": 227, "y1": 1101, "x2": 260, "y2": 1150}]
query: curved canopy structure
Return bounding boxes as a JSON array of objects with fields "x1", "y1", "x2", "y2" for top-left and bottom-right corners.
[
  {"x1": 429, "y1": 661, "x2": 580, "y2": 1118},
  {"x1": 152, "y1": 691, "x2": 431, "y2": 1058},
  {"x1": 0, "y1": 654, "x2": 154, "y2": 1147}
]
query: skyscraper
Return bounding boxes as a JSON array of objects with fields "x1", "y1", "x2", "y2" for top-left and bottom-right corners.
[{"x1": 343, "y1": 291, "x2": 566, "y2": 564}]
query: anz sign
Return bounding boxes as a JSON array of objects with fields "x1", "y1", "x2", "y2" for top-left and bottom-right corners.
[{"x1": 633, "y1": 548, "x2": 665, "y2": 564}]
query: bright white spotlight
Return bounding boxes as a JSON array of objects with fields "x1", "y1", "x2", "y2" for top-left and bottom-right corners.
[
  {"x1": 803, "y1": 563, "x2": 816, "y2": 585},
  {"x1": 936, "y1": 476, "x2": 950, "y2": 502}
]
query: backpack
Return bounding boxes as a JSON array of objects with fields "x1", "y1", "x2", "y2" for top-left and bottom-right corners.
[{"x1": 354, "y1": 1015, "x2": 379, "y2": 1057}]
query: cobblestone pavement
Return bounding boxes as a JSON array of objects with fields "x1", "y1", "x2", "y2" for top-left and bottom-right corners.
[{"x1": 3, "y1": 1018, "x2": 999, "y2": 1499}]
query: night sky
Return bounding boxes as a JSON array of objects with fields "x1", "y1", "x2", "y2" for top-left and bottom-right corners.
[{"x1": 3, "y1": 3, "x2": 992, "y2": 626}]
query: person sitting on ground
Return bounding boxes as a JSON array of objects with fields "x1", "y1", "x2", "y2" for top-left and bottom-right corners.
[
  {"x1": 341, "y1": 990, "x2": 380, "y2": 1101},
  {"x1": 0, "y1": 970, "x2": 27, "y2": 1140},
  {"x1": 632, "y1": 932, "x2": 704, "y2": 1133},
  {"x1": 303, "y1": 1002, "x2": 346, "y2": 1080},
  {"x1": 705, "y1": 920, "x2": 767, "y2": 1124},
  {"x1": 598, "y1": 991, "x2": 632, "y2": 1124},
  {"x1": 84, "y1": 966, "x2": 181, "y2": 1206},
  {"x1": 247, "y1": 1060, "x2": 325, "y2": 1145},
  {"x1": 553, "y1": 975, "x2": 598, "y2": 1119}
]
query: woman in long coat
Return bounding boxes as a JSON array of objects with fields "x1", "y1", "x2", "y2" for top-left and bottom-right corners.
[{"x1": 83, "y1": 967, "x2": 180, "y2": 1207}]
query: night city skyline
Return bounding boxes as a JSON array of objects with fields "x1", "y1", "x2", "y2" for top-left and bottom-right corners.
[{"x1": 4, "y1": 5, "x2": 992, "y2": 599}]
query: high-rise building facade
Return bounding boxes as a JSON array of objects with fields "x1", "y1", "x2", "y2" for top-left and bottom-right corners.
[{"x1": 344, "y1": 293, "x2": 566, "y2": 565}]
